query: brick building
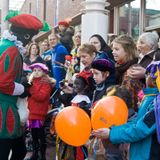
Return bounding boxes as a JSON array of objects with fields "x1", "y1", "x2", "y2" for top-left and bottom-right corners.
[{"x1": 19, "y1": 0, "x2": 160, "y2": 42}]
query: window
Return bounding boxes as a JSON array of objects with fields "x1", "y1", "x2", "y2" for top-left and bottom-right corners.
[
  {"x1": 118, "y1": 0, "x2": 140, "y2": 39},
  {"x1": 145, "y1": 0, "x2": 160, "y2": 30}
]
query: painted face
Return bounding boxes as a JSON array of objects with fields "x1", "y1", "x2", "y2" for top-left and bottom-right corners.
[
  {"x1": 92, "y1": 69, "x2": 108, "y2": 84},
  {"x1": 32, "y1": 67, "x2": 44, "y2": 78},
  {"x1": 112, "y1": 42, "x2": 127, "y2": 64},
  {"x1": 79, "y1": 52, "x2": 95, "y2": 68},
  {"x1": 30, "y1": 44, "x2": 39, "y2": 56},
  {"x1": 89, "y1": 37, "x2": 101, "y2": 51},
  {"x1": 48, "y1": 35, "x2": 59, "y2": 48},
  {"x1": 137, "y1": 38, "x2": 151, "y2": 55},
  {"x1": 73, "y1": 77, "x2": 86, "y2": 94}
]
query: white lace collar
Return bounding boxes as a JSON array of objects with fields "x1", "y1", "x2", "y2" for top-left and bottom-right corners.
[{"x1": 2, "y1": 30, "x2": 26, "y2": 55}]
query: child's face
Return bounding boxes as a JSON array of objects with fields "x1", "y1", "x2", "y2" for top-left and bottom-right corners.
[
  {"x1": 73, "y1": 77, "x2": 86, "y2": 94},
  {"x1": 58, "y1": 25, "x2": 67, "y2": 32},
  {"x1": 92, "y1": 69, "x2": 109, "y2": 84},
  {"x1": 112, "y1": 42, "x2": 127, "y2": 64},
  {"x1": 32, "y1": 67, "x2": 44, "y2": 78}
]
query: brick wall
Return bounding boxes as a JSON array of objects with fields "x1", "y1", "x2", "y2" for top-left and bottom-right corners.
[
  {"x1": 58, "y1": 0, "x2": 83, "y2": 21},
  {"x1": 21, "y1": 0, "x2": 83, "y2": 27}
]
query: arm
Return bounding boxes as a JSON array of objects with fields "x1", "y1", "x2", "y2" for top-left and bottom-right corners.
[
  {"x1": 110, "y1": 109, "x2": 155, "y2": 144},
  {"x1": 0, "y1": 46, "x2": 24, "y2": 95},
  {"x1": 29, "y1": 83, "x2": 52, "y2": 102}
]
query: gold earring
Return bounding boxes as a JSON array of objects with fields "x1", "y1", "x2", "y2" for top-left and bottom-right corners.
[{"x1": 24, "y1": 34, "x2": 30, "y2": 40}]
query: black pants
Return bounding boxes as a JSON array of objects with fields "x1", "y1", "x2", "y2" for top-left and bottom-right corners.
[
  {"x1": 0, "y1": 136, "x2": 26, "y2": 160},
  {"x1": 31, "y1": 127, "x2": 46, "y2": 159}
]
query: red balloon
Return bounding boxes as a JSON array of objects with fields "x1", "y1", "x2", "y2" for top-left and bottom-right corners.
[
  {"x1": 55, "y1": 106, "x2": 91, "y2": 146},
  {"x1": 91, "y1": 96, "x2": 128, "y2": 130}
]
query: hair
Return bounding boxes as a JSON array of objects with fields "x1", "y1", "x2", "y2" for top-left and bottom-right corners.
[
  {"x1": 138, "y1": 31, "x2": 159, "y2": 50},
  {"x1": 113, "y1": 35, "x2": 137, "y2": 61},
  {"x1": 78, "y1": 43, "x2": 97, "y2": 56},
  {"x1": 106, "y1": 85, "x2": 132, "y2": 108},
  {"x1": 48, "y1": 33, "x2": 60, "y2": 41},
  {"x1": 42, "y1": 39, "x2": 49, "y2": 47},
  {"x1": 27, "y1": 42, "x2": 40, "y2": 57},
  {"x1": 90, "y1": 34, "x2": 112, "y2": 52},
  {"x1": 74, "y1": 30, "x2": 81, "y2": 36}
]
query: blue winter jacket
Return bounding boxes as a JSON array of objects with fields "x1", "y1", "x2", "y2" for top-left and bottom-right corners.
[
  {"x1": 110, "y1": 88, "x2": 158, "y2": 160},
  {"x1": 51, "y1": 43, "x2": 69, "y2": 88}
]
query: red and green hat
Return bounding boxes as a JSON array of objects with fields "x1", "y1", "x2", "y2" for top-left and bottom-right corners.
[{"x1": 4, "y1": 11, "x2": 51, "y2": 32}]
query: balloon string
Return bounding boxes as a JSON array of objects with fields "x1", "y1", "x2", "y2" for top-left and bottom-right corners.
[
  {"x1": 93, "y1": 137, "x2": 98, "y2": 159},
  {"x1": 56, "y1": 136, "x2": 61, "y2": 160},
  {"x1": 82, "y1": 146, "x2": 88, "y2": 159}
]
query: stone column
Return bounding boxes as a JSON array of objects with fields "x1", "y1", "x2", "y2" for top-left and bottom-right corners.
[
  {"x1": 81, "y1": 0, "x2": 110, "y2": 43},
  {"x1": 1, "y1": 0, "x2": 9, "y2": 34}
]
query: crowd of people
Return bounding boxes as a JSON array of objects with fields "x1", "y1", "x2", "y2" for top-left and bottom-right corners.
[{"x1": 0, "y1": 10, "x2": 160, "y2": 160}]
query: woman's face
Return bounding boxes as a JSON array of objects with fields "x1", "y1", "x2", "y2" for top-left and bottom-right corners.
[
  {"x1": 74, "y1": 32, "x2": 81, "y2": 47},
  {"x1": 48, "y1": 35, "x2": 59, "y2": 48},
  {"x1": 89, "y1": 37, "x2": 101, "y2": 51},
  {"x1": 92, "y1": 69, "x2": 108, "y2": 84},
  {"x1": 30, "y1": 44, "x2": 39, "y2": 56},
  {"x1": 79, "y1": 52, "x2": 95, "y2": 68},
  {"x1": 41, "y1": 42, "x2": 49, "y2": 52},
  {"x1": 112, "y1": 42, "x2": 127, "y2": 64},
  {"x1": 32, "y1": 67, "x2": 44, "y2": 78},
  {"x1": 137, "y1": 38, "x2": 151, "y2": 55}
]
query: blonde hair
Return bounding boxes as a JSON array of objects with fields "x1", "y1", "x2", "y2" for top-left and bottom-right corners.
[
  {"x1": 78, "y1": 43, "x2": 97, "y2": 56},
  {"x1": 113, "y1": 35, "x2": 138, "y2": 61},
  {"x1": 48, "y1": 33, "x2": 60, "y2": 41}
]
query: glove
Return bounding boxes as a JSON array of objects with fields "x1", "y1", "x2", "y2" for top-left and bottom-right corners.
[
  {"x1": 19, "y1": 88, "x2": 30, "y2": 98},
  {"x1": 21, "y1": 77, "x2": 32, "y2": 88}
]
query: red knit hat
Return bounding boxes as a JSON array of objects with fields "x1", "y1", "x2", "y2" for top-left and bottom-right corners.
[
  {"x1": 58, "y1": 20, "x2": 69, "y2": 27},
  {"x1": 4, "y1": 11, "x2": 50, "y2": 31},
  {"x1": 76, "y1": 70, "x2": 92, "y2": 84}
]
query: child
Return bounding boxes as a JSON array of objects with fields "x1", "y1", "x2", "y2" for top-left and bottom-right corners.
[
  {"x1": 71, "y1": 72, "x2": 91, "y2": 108},
  {"x1": 27, "y1": 63, "x2": 54, "y2": 160},
  {"x1": 91, "y1": 58, "x2": 115, "y2": 106},
  {"x1": 92, "y1": 61, "x2": 160, "y2": 160}
]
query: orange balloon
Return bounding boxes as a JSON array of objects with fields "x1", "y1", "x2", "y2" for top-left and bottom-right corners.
[
  {"x1": 55, "y1": 106, "x2": 91, "y2": 146},
  {"x1": 91, "y1": 96, "x2": 128, "y2": 130}
]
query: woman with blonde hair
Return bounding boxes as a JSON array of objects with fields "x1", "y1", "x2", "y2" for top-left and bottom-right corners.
[{"x1": 112, "y1": 35, "x2": 143, "y2": 111}]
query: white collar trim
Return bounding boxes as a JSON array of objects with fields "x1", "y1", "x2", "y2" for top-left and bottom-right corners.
[{"x1": 2, "y1": 30, "x2": 26, "y2": 55}]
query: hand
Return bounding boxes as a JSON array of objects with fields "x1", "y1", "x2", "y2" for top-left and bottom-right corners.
[
  {"x1": 61, "y1": 84, "x2": 74, "y2": 94},
  {"x1": 128, "y1": 66, "x2": 146, "y2": 79},
  {"x1": 28, "y1": 72, "x2": 35, "y2": 84},
  {"x1": 91, "y1": 128, "x2": 110, "y2": 139}
]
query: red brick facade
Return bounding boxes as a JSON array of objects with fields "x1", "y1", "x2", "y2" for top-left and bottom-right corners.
[{"x1": 21, "y1": 0, "x2": 83, "y2": 28}]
